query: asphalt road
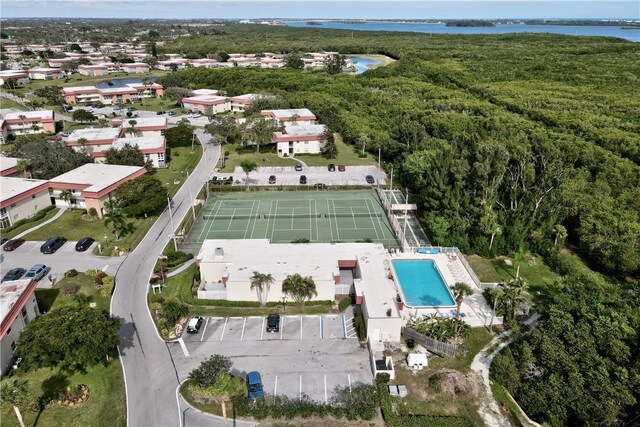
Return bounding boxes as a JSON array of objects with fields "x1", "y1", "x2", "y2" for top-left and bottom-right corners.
[{"x1": 111, "y1": 130, "x2": 232, "y2": 427}]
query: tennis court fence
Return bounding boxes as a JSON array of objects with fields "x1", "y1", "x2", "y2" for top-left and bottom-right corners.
[{"x1": 201, "y1": 212, "x2": 384, "y2": 220}]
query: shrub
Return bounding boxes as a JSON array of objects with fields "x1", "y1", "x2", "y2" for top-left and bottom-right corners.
[
  {"x1": 376, "y1": 373, "x2": 391, "y2": 385},
  {"x1": 84, "y1": 269, "x2": 102, "y2": 277},
  {"x1": 164, "y1": 250, "x2": 194, "y2": 267},
  {"x1": 88, "y1": 207, "x2": 98, "y2": 218},
  {"x1": 353, "y1": 306, "x2": 366, "y2": 341},
  {"x1": 101, "y1": 276, "x2": 115, "y2": 298},
  {"x1": 65, "y1": 269, "x2": 79, "y2": 278},
  {"x1": 60, "y1": 282, "x2": 80, "y2": 296},
  {"x1": 161, "y1": 299, "x2": 189, "y2": 324},
  {"x1": 338, "y1": 296, "x2": 353, "y2": 312},
  {"x1": 429, "y1": 373, "x2": 442, "y2": 392}
]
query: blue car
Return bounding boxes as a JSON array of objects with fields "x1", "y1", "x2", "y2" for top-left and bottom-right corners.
[{"x1": 246, "y1": 371, "x2": 264, "y2": 400}]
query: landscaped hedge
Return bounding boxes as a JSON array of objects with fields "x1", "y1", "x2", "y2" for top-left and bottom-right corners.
[{"x1": 1, "y1": 205, "x2": 56, "y2": 234}]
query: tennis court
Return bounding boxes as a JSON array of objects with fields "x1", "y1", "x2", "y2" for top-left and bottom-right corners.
[{"x1": 182, "y1": 190, "x2": 398, "y2": 253}]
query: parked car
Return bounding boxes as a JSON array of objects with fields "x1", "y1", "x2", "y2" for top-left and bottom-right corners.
[
  {"x1": 3, "y1": 239, "x2": 25, "y2": 252},
  {"x1": 266, "y1": 314, "x2": 280, "y2": 333},
  {"x1": 328, "y1": 164, "x2": 336, "y2": 172},
  {"x1": 192, "y1": 113, "x2": 202, "y2": 118},
  {"x1": 299, "y1": 175, "x2": 307, "y2": 184},
  {"x1": 112, "y1": 105, "x2": 122, "y2": 111},
  {"x1": 338, "y1": 165, "x2": 346, "y2": 172},
  {"x1": 268, "y1": 175, "x2": 277, "y2": 184},
  {"x1": 167, "y1": 111, "x2": 176, "y2": 116},
  {"x1": 62, "y1": 105, "x2": 73, "y2": 111},
  {"x1": 40, "y1": 236, "x2": 67, "y2": 254},
  {"x1": 246, "y1": 371, "x2": 264, "y2": 400},
  {"x1": 294, "y1": 164, "x2": 303, "y2": 171},
  {"x1": 127, "y1": 107, "x2": 137, "y2": 112},
  {"x1": 186, "y1": 316, "x2": 204, "y2": 334},
  {"x1": 365, "y1": 175, "x2": 375, "y2": 184},
  {"x1": 24, "y1": 264, "x2": 48, "y2": 281},
  {"x1": 2, "y1": 268, "x2": 26, "y2": 283},
  {"x1": 75, "y1": 237, "x2": 95, "y2": 252},
  {"x1": 156, "y1": 111, "x2": 164, "y2": 115}
]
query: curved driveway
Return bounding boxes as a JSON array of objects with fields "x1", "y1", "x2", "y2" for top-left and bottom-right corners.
[{"x1": 111, "y1": 131, "x2": 221, "y2": 427}]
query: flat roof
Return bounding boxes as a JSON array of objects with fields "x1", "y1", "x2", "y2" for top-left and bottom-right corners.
[
  {"x1": 197, "y1": 239, "x2": 397, "y2": 318},
  {"x1": 98, "y1": 87, "x2": 137, "y2": 94},
  {"x1": 28, "y1": 67, "x2": 62, "y2": 73},
  {"x1": 262, "y1": 108, "x2": 316, "y2": 119},
  {"x1": 231, "y1": 93, "x2": 263, "y2": 101},
  {"x1": 0, "y1": 176, "x2": 49, "y2": 204},
  {"x1": 280, "y1": 124, "x2": 327, "y2": 137},
  {"x1": 49, "y1": 163, "x2": 145, "y2": 194},
  {"x1": 113, "y1": 135, "x2": 164, "y2": 150},
  {"x1": 183, "y1": 94, "x2": 228, "y2": 103},
  {"x1": 1, "y1": 110, "x2": 54, "y2": 121},
  {"x1": 0, "y1": 279, "x2": 37, "y2": 340},
  {"x1": 192, "y1": 89, "x2": 219, "y2": 96},
  {"x1": 67, "y1": 127, "x2": 120, "y2": 142},
  {"x1": 0, "y1": 156, "x2": 19, "y2": 173},
  {"x1": 113, "y1": 117, "x2": 167, "y2": 128},
  {"x1": 63, "y1": 85, "x2": 98, "y2": 93}
]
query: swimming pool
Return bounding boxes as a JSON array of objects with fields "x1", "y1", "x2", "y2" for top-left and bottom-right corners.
[{"x1": 392, "y1": 259, "x2": 455, "y2": 307}]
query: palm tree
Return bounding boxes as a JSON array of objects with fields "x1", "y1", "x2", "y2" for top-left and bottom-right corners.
[
  {"x1": 127, "y1": 119, "x2": 137, "y2": 137},
  {"x1": 450, "y1": 282, "x2": 474, "y2": 321},
  {"x1": 502, "y1": 277, "x2": 530, "y2": 322},
  {"x1": 282, "y1": 274, "x2": 317, "y2": 306},
  {"x1": 97, "y1": 117, "x2": 109, "y2": 128},
  {"x1": 104, "y1": 208, "x2": 127, "y2": 240},
  {"x1": 486, "y1": 286, "x2": 505, "y2": 333},
  {"x1": 289, "y1": 113, "x2": 300, "y2": 125},
  {"x1": 1, "y1": 378, "x2": 29, "y2": 427},
  {"x1": 553, "y1": 224, "x2": 567, "y2": 248},
  {"x1": 58, "y1": 189, "x2": 77, "y2": 207},
  {"x1": 247, "y1": 118, "x2": 278, "y2": 152},
  {"x1": 18, "y1": 114, "x2": 27, "y2": 135},
  {"x1": 239, "y1": 159, "x2": 257, "y2": 192},
  {"x1": 16, "y1": 159, "x2": 31, "y2": 178},
  {"x1": 250, "y1": 271, "x2": 275, "y2": 307}
]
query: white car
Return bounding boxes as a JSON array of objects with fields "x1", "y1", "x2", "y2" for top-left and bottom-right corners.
[{"x1": 192, "y1": 113, "x2": 202, "y2": 118}]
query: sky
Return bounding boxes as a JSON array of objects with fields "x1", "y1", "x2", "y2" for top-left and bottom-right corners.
[{"x1": 2, "y1": 0, "x2": 638, "y2": 20}]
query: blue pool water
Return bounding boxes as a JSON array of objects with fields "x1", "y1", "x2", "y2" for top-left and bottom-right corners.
[
  {"x1": 392, "y1": 259, "x2": 455, "y2": 307},
  {"x1": 94, "y1": 77, "x2": 157, "y2": 89},
  {"x1": 350, "y1": 56, "x2": 380, "y2": 74}
]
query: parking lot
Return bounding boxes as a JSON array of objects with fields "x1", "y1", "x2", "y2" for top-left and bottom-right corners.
[
  {"x1": 171, "y1": 314, "x2": 371, "y2": 403},
  {"x1": 215, "y1": 165, "x2": 386, "y2": 187}
]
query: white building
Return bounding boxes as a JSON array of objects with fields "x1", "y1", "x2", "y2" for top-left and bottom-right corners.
[
  {"x1": 27, "y1": 67, "x2": 65, "y2": 80},
  {"x1": 0, "y1": 110, "x2": 56, "y2": 142},
  {"x1": 274, "y1": 124, "x2": 328, "y2": 157},
  {"x1": 260, "y1": 108, "x2": 316, "y2": 125},
  {"x1": 111, "y1": 136, "x2": 166, "y2": 168},
  {"x1": 181, "y1": 94, "x2": 230, "y2": 115},
  {"x1": 0, "y1": 70, "x2": 29, "y2": 87},
  {"x1": 196, "y1": 239, "x2": 403, "y2": 342},
  {"x1": 1, "y1": 279, "x2": 40, "y2": 376},
  {"x1": 229, "y1": 93, "x2": 262, "y2": 112},
  {"x1": 0, "y1": 177, "x2": 51, "y2": 229}
]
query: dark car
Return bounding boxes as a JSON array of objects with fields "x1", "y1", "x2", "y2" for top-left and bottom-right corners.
[
  {"x1": 246, "y1": 371, "x2": 264, "y2": 400},
  {"x1": 294, "y1": 164, "x2": 303, "y2": 171},
  {"x1": 3, "y1": 239, "x2": 25, "y2": 252},
  {"x1": 266, "y1": 314, "x2": 280, "y2": 333},
  {"x1": 75, "y1": 237, "x2": 95, "y2": 252},
  {"x1": 0, "y1": 237, "x2": 7, "y2": 245},
  {"x1": 186, "y1": 316, "x2": 204, "y2": 334},
  {"x1": 338, "y1": 165, "x2": 346, "y2": 172},
  {"x1": 328, "y1": 164, "x2": 336, "y2": 172},
  {"x1": 156, "y1": 111, "x2": 164, "y2": 115},
  {"x1": 299, "y1": 175, "x2": 307, "y2": 184},
  {"x1": 62, "y1": 105, "x2": 73, "y2": 111},
  {"x1": 40, "y1": 236, "x2": 67, "y2": 254},
  {"x1": 365, "y1": 175, "x2": 375, "y2": 184},
  {"x1": 268, "y1": 175, "x2": 276, "y2": 184},
  {"x1": 2, "y1": 268, "x2": 26, "y2": 283},
  {"x1": 24, "y1": 264, "x2": 47, "y2": 281}
]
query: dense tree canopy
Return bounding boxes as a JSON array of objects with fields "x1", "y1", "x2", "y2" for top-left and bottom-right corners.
[
  {"x1": 104, "y1": 142, "x2": 153, "y2": 170},
  {"x1": 113, "y1": 174, "x2": 168, "y2": 217},
  {"x1": 11, "y1": 135, "x2": 92, "y2": 179},
  {"x1": 16, "y1": 306, "x2": 120, "y2": 373}
]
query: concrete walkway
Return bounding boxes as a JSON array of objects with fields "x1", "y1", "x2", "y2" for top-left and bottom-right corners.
[
  {"x1": 166, "y1": 259, "x2": 196, "y2": 278},
  {"x1": 13, "y1": 207, "x2": 67, "y2": 239},
  {"x1": 470, "y1": 314, "x2": 540, "y2": 427}
]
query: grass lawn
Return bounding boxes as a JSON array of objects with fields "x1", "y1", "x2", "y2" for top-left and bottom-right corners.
[
  {"x1": 0, "y1": 143, "x2": 15, "y2": 152},
  {"x1": 219, "y1": 144, "x2": 297, "y2": 173},
  {"x1": 465, "y1": 254, "x2": 559, "y2": 287},
  {"x1": 491, "y1": 383, "x2": 524, "y2": 427},
  {"x1": 152, "y1": 145, "x2": 203, "y2": 197},
  {"x1": 62, "y1": 121, "x2": 94, "y2": 132},
  {"x1": 22, "y1": 208, "x2": 155, "y2": 256},
  {"x1": 0, "y1": 97, "x2": 26, "y2": 111},
  {"x1": 296, "y1": 135, "x2": 377, "y2": 167},
  {"x1": 180, "y1": 382, "x2": 226, "y2": 417},
  {"x1": 47, "y1": 273, "x2": 112, "y2": 312},
  {"x1": 0, "y1": 208, "x2": 60, "y2": 240},
  {"x1": 426, "y1": 327, "x2": 493, "y2": 373},
  {"x1": 0, "y1": 362, "x2": 125, "y2": 427}
]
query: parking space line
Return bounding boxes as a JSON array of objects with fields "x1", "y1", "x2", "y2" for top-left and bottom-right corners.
[
  {"x1": 320, "y1": 316, "x2": 323, "y2": 339},
  {"x1": 280, "y1": 319, "x2": 284, "y2": 340},
  {"x1": 274, "y1": 376, "x2": 278, "y2": 397},
  {"x1": 261, "y1": 318, "x2": 265, "y2": 340},
  {"x1": 220, "y1": 318, "x2": 228, "y2": 341},
  {"x1": 178, "y1": 338, "x2": 190, "y2": 357},
  {"x1": 299, "y1": 375, "x2": 302, "y2": 400},
  {"x1": 348, "y1": 374, "x2": 352, "y2": 392},
  {"x1": 342, "y1": 314, "x2": 347, "y2": 338},
  {"x1": 324, "y1": 374, "x2": 327, "y2": 403},
  {"x1": 300, "y1": 316, "x2": 303, "y2": 340},
  {"x1": 240, "y1": 317, "x2": 247, "y2": 341},
  {"x1": 200, "y1": 317, "x2": 210, "y2": 342}
]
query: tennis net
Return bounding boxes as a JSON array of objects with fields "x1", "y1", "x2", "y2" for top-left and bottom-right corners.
[{"x1": 202, "y1": 214, "x2": 260, "y2": 220}]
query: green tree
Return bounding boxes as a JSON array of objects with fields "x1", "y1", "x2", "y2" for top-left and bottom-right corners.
[
  {"x1": 450, "y1": 282, "x2": 473, "y2": 322},
  {"x1": 34, "y1": 86, "x2": 64, "y2": 106},
  {"x1": 324, "y1": 54, "x2": 346, "y2": 75},
  {"x1": 15, "y1": 305, "x2": 120, "y2": 373},
  {"x1": 188, "y1": 354, "x2": 233, "y2": 389},
  {"x1": 104, "y1": 143, "x2": 152, "y2": 170},
  {"x1": 72, "y1": 109, "x2": 97, "y2": 123},
  {"x1": 282, "y1": 273, "x2": 318, "y2": 306},
  {"x1": 204, "y1": 115, "x2": 240, "y2": 168},
  {"x1": 244, "y1": 117, "x2": 278, "y2": 152},
  {"x1": 12, "y1": 134, "x2": 92, "y2": 179},
  {"x1": 161, "y1": 299, "x2": 189, "y2": 325},
  {"x1": 165, "y1": 118, "x2": 194, "y2": 148},
  {"x1": 0, "y1": 378, "x2": 29, "y2": 427},
  {"x1": 239, "y1": 159, "x2": 257, "y2": 191},
  {"x1": 113, "y1": 175, "x2": 168, "y2": 217},
  {"x1": 58, "y1": 189, "x2": 77, "y2": 207},
  {"x1": 103, "y1": 207, "x2": 129, "y2": 240},
  {"x1": 321, "y1": 128, "x2": 337, "y2": 159},
  {"x1": 500, "y1": 277, "x2": 530, "y2": 322},
  {"x1": 164, "y1": 87, "x2": 194, "y2": 101},
  {"x1": 250, "y1": 271, "x2": 275, "y2": 307},
  {"x1": 285, "y1": 53, "x2": 304, "y2": 69},
  {"x1": 127, "y1": 119, "x2": 137, "y2": 136}
]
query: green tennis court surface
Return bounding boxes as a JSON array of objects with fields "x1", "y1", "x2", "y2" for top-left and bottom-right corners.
[{"x1": 182, "y1": 190, "x2": 399, "y2": 253}]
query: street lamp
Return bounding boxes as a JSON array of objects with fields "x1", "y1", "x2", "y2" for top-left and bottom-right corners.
[{"x1": 281, "y1": 296, "x2": 287, "y2": 312}]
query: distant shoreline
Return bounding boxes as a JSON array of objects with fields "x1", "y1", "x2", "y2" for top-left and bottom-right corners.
[{"x1": 287, "y1": 19, "x2": 639, "y2": 27}]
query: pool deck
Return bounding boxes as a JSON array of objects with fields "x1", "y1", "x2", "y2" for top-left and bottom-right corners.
[{"x1": 386, "y1": 251, "x2": 501, "y2": 328}]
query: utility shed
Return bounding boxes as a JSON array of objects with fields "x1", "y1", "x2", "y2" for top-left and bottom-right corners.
[{"x1": 407, "y1": 353, "x2": 428, "y2": 370}]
